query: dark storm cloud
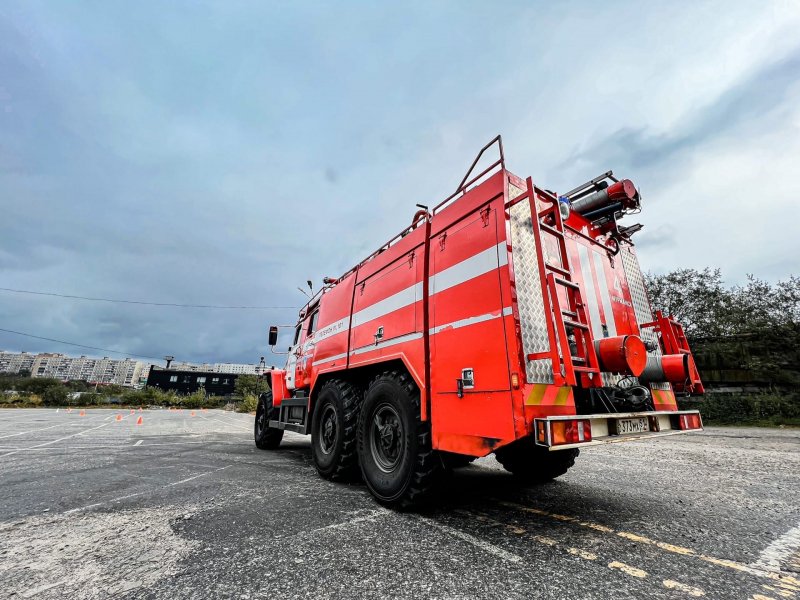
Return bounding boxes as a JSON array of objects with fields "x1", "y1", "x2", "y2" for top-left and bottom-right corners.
[
  {"x1": 1, "y1": 2, "x2": 798, "y2": 364},
  {"x1": 558, "y1": 47, "x2": 800, "y2": 177}
]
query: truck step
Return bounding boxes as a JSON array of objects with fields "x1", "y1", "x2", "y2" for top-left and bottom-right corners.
[{"x1": 563, "y1": 319, "x2": 589, "y2": 330}]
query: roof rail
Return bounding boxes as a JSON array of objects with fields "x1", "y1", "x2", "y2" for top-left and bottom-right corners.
[{"x1": 434, "y1": 135, "x2": 505, "y2": 214}]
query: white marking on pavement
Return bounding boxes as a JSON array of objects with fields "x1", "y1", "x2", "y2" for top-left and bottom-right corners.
[
  {"x1": 310, "y1": 510, "x2": 388, "y2": 533},
  {"x1": 417, "y1": 516, "x2": 523, "y2": 564},
  {"x1": 0, "y1": 418, "x2": 121, "y2": 457},
  {"x1": 134, "y1": 440, "x2": 143, "y2": 446},
  {"x1": 196, "y1": 413, "x2": 250, "y2": 432},
  {"x1": 754, "y1": 523, "x2": 800, "y2": 573},
  {"x1": 63, "y1": 465, "x2": 231, "y2": 514},
  {"x1": 20, "y1": 579, "x2": 67, "y2": 598},
  {"x1": 0, "y1": 423, "x2": 62, "y2": 440}
]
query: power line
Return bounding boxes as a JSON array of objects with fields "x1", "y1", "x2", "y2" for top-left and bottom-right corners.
[
  {"x1": 0, "y1": 327, "x2": 164, "y2": 362},
  {"x1": 0, "y1": 287, "x2": 296, "y2": 310}
]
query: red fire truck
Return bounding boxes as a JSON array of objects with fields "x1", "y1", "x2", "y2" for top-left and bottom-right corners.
[{"x1": 255, "y1": 136, "x2": 704, "y2": 508}]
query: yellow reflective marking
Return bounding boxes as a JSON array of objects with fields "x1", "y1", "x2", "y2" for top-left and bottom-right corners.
[
  {"x1": 525, "y1": 384, "x2": 548, "y2": 406},
  {"x1": 568, "y1": 547, "x2": 598, "y2": 560},
  {"x1": 663, "y1": 579, "x2": 705, "y2": 597},
  {"x1": 495, "y1": 499, "x2": 800, "y2": 587},
  {"x1": 533, "y1": 534, "x2": 557, "y2": 546},
  {"x1": 617, "y1": 531, "x2": 696, "y2": 556},
  {"x1": 608, "y1": 561, "x2": 648, "y2": 578},
  {"x1": 762, "y1": 584, "x2": 795, "y2": 598},
  {"x1": 554, "y1": 386, "x2": 571, "y2": 406}
]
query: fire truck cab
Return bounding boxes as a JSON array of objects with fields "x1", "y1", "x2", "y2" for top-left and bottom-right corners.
[{"x1": 255, "y1": 136, "x2": 704, "y2": 508}]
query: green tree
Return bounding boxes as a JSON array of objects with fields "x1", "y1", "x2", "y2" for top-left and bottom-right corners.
[{"x1": 234, "y1": 374, "x2": 265, "y2": 398}]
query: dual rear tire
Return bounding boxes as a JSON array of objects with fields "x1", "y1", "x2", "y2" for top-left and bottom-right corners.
[{"x1": 309, "y1": 371, "x2": 442, "y2": 508}]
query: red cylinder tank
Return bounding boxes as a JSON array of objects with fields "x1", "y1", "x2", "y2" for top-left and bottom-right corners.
[{"x1": 595, "y1": 335, "x2": 647, "y2": 376}]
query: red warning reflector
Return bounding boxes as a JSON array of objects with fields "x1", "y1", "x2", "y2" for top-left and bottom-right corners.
[
  {"x1": 546, "y1": 419, "x2": 592, "y2": 446},
  {"x1": 678, "y1": 413, "x2": 702, "y2": 430}
]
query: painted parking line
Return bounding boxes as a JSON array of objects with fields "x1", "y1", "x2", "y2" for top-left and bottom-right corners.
[
  {"x1": 196, "y1": 413, "x2": 251, "y2": 432},
  {"x1": 63, "y1": 465, "x2": 231, "y2": 514},
  {"x1": 0, "y1": 423, "x2": 63, "y2": 439},
  {"x1": 460, "y1": 509, "x2": 703, "y2": 594},
  {"x1": 0, "y1": 440, "x2": 246, "y2": 451},
  {"x1": 0, "y1": 416, "x2": 130, "y2": 458},
  {"x1": 416, "y1": 515, "x2": 524, "y2": 564},
  {"x1": 494, "y1": 500, "x2": 800, "y2": 589},
  {"x1": 754, "y1": 523, "x2": 800, "y2": 574}
]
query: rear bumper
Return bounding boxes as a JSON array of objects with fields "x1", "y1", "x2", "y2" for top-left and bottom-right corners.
[{"x1": 534, "y1": 410, "x2": 703, "y2": 451}]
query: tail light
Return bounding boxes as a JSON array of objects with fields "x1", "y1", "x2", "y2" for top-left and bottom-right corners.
[
  {"x1": 536, "y1": 419, "x2": 592, "y2": 446},
  {"x1": 677, "y1": 413, "x2": 703, "y2": 430}
]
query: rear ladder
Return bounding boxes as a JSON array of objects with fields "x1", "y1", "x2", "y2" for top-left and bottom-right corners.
[{"x1": 522, "y1": 177, "x2": 601, "y2": 387}]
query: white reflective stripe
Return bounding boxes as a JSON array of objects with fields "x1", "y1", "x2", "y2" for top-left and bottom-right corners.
[
  {"x1": 352, "y1": 283, "x2": 422, "y2": 327},
  {"x1": 350, "y1": 331, "x2": 423, "y2": 356},
  {"x1": 592, "y1": 251, "x2": 617, "y2": 337},
  {"x1": 310, "y1": 316, "x2": 350, "y2": 344},
  {"x1": 576, "y1": 244, "x2": 603, "y2": 338},
  {"x1": 349, "y1": 242, "x2": 506, "y2": 330},
  {"x1": 430, "y1": 306, "x2": 513, "y2": 335},
  {"x1": 430, "y1": 242, "x2": 506, "y2": 294},
  {"x1": 312, "y1": 351, "x2": 349, "y2": 367},
  {"x1": 314, "y1": 307, "x2": 513, "y2": 365}
]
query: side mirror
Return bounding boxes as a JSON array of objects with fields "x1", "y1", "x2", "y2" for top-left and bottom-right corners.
[{"x1": 268, "y1": 326, "x2": 279, "y2": 347}]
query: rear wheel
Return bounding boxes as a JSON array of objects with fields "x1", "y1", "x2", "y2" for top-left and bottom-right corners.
[
  {"x1": 357, "y1": 370, "x2": 443, "y2": 509},
  {"x1": 254, "y1": 391, "x2": 283, "y2": 450},
  {"x1": 310, "y1": 379, "x2": 361, "y2": 481},
  {"x1": 494, "y1": 437, "x2": 578, "y2": 483}
]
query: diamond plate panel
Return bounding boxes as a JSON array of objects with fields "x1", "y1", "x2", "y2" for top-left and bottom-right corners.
[
  {"x1": 509, "y1": 200, "x2": 554, "y2": 384},
  {"x1": 621, "y1": 245, "x2": 670, "y2": 390}
]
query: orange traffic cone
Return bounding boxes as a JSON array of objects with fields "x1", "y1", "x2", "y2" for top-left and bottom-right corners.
[
  {"x1": 190, "y1": 411, "x2": 195, "y2": 417},
  {"x1": 130, "y1": 409, "x2": 135, "y2": 414},
  {"x1": 115, "y1": 414, "x2": 122, "y2": 421},
  {"x1": 136, "y1": 416, "x2": 143, "y2": 425},
  {"x1": 79, "y1": 410, "x2": 86, "y2": 417}
]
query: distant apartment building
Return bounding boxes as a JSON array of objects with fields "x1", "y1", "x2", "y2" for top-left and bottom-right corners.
[
  {"x1": 213, "y1": 363, "x2": 259, "y2": 375},
  {"x1": 0, "y1": 351, "x2": 152, "y2": 388},
  {"x1": 0, "y1": 351, "x2": 36, "y2": 375},
  {"x1": 1, "y1": 350, "x2": 255, "y2": 387},
  {"x1": 168, "y1": 361, "x2": 260, "y2": 375}
]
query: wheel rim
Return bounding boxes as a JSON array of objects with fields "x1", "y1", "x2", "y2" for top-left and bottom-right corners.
[
  {"x1": 369, "y1": 403, "x2": 403, "y2": 473},
  {"x1": 318, "y1": 404, "x2": 338, "y2": 455}
]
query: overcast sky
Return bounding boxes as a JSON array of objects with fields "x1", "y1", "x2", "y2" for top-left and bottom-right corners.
[{"x1": 2, "y1": 1, "x2": 799, "y2": 366}]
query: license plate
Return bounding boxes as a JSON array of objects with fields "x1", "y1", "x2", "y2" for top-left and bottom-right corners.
[{"x1": 617, "y1": 417, "x2": 649, "y2": 435}]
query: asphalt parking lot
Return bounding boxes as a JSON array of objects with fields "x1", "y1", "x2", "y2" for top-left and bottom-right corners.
[{"x1": 0, "y1": 408, "x2": 798, "y2": 599}]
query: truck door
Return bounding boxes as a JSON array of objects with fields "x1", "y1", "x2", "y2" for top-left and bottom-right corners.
[
  {"x1": 285, "y1": 323, "x2": 302, "y2": 390},
  {"x1": 429, "y1": 204, "x2": 515, "y2": 449}
]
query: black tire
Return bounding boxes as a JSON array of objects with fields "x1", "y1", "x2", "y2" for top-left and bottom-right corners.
[
  {"x1": 310, "y1": 379, "x2": 362, "y2": 481},
  {"x1": 357, "y1": 370, "x2": 443, "y2": 509},
  {"x1": 494, "y1": 436, "x2": 579, "y2": 483},
  {"x1": 255, "y1": 391, "x2": 283, "y2": 450},
  {"x1": 441, "y1": 452, "x2": 478, "y2": 470}
]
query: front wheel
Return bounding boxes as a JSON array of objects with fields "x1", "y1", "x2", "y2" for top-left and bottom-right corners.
[
  {"x1": 310, "y1": 379, "x2": 361, "y2": 481},
  {"x1": 357, "y1": 370, "x2": 443, "y2": 509},
  {"x1": 254, "y1": 391, "x2": 283, "y2": 450}
]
